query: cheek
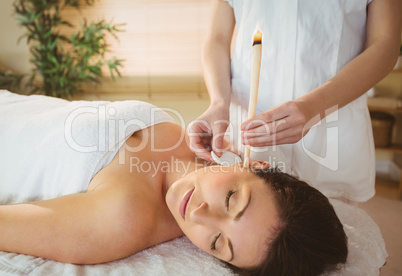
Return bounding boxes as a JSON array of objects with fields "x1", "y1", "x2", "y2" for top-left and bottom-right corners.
[
  {"x1": 165, "y1": 180, "x2": 184, "y2": 214},
  {"x1": 200, "y1": 171, "x2": 236, "y2": 192},
  {"x1": 184, "y1": 225, "x2": 211, "y2": 253},
  {"x1": 165, "y1": 191, "x2": 175, "y2": 215}
]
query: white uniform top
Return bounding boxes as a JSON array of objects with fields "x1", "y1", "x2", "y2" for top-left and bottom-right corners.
[{"x1": 224, "y1": 0, "x2": 375, "y2": 202}]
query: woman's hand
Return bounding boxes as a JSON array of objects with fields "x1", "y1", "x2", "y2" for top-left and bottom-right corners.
[
  {"x1": 188, "y1": 103, "x2": 230, "y2": 161},
  {"x1": 241, "y1": 101, "x2": 318, "y2": 147}
]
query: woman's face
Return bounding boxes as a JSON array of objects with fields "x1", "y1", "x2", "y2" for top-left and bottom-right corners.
[{"x1": 165, "y1": 164, "x2": 280, "y2": 269}]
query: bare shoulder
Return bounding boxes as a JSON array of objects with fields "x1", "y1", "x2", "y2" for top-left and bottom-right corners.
[
  {"x1": 135, "y1": 122, "x2": 187, "y2": 149},
  {"x1": 82, "y1": 182, "x2": 181, "y2": 263},
  {"x1": 87, "y1": 184, "x2": 160, "y2": 260},
  {"x1": 86, "y1": 162, "x2": 183, "y2": 260}
]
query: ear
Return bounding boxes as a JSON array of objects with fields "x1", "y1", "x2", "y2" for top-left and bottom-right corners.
[{"x1": 249, "y1": 160, "x2": 270, "y2": 170}]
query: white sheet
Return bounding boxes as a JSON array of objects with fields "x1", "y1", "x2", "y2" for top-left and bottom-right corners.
[
  {"x1": 0, "y1": 91, "x2": 387, "y2": 275},
  {"x1": 0, "y1": 199, "x2": 387, "y2": 276}
]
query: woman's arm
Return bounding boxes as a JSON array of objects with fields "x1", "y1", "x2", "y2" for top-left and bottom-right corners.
[
  {"x1": 0, "y1": 186, "x2": 157, "y2": 264},
  {"x1": 241, "y1": 0, "x2": 402, "y2": 147},
  {"x1": 188, "y1": 0, "x2": 235, "y2": 160}
]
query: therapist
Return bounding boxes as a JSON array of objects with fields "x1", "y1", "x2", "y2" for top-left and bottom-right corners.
[{"x1": 188, "y1": 0, "x2": 401, "y2": 203}]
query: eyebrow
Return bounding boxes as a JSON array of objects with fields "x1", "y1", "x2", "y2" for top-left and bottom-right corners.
[{"x1": 227, "y1": 192, "x2": 252, "y2": 262}]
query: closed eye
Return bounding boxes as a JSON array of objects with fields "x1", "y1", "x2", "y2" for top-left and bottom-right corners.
[
  {"x1": 225, "y1": 190, "x2": 235, "y2": 211},
  {"x1": 210, "y1": 233, "x2": 221, "y2": 251}
]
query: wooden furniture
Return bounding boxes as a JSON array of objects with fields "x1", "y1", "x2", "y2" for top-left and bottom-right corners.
[{"x1": 369, "y1": 68, "x2": 402, "y2": 200}]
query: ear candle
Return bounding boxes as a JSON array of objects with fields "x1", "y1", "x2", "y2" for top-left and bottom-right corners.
[{"x1": 243, "y1": 30, "x2": 262, "y2": 168}]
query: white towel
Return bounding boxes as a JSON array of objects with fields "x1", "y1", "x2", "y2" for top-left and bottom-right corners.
[
  {"x1": 324, "y1": 199, "x2": 387, "y2": 276},
  {"x1": 0, "y1": 90, "x2": 174, "y2": 204}
]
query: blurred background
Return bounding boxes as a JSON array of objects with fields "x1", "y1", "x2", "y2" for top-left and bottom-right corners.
[
  {"x1": 0, "y1": 0, "x2": 212, "y2": 124},
  {"x1": 0, "y1": 1, "x2": 401, "y2": 274}
]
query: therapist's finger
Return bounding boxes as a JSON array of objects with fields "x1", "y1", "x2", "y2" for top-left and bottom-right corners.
[
  {"x1": 210, "y1": 120, "x2": 229, "y2": 157},
  {"x1": 187, "y1": 123, "x2": 214, "y2": 161},
  {"x1": 189, "y1": 133, "x2": 213, "y2": 159},
  {"x1": 241, "y1": 105, "x2": 289, "y2": 131},
  {"x1": 244, "y1": 135, "x2": 302, "y2": 147},
  {"x1": 243, "y1": 132, "x2": 302, "y2": 147},
  {"x1": 242, "y1": 127, "x2": 304, "y2": 146},
  {"x1": 189, "y1": 139, "x2": 214, "y2": 161},
  {"x1": 241, "y1": 118, "x2": 289, "y2": 138}
]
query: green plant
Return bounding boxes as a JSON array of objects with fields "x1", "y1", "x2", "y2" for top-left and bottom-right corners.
[
  {"x1": 0, "y1": 70, "x2": 24, "y2": 93},
  {"x1": 9, "y1": 0, "x2": 124, "y2": 98}
]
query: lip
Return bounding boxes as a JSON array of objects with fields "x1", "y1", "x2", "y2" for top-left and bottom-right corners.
[{"x1": 179, "y1": 188, "x2": 194, "y2": 220}]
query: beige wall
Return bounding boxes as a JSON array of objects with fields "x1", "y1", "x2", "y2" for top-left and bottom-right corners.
[
  {"x1": 0, "y1": 0, "x2": 30, "y2": 73},
  {"x1": 1, "y1": 1, "x2": 400, "y2": 126},
  {"x1": 0, "y1": 0, "x2": 210, "y2": 124},
  {"x1": 71, "y1": 91, "x2": 210, "y2": 125}
]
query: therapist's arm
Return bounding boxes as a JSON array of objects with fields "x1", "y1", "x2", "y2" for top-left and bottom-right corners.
[
  {"x1": 188, "y1": 0, "x2": 235, "y2": 160},
  {"x1": 242, "y1": 0, "x2": 402, "y2": 147}
]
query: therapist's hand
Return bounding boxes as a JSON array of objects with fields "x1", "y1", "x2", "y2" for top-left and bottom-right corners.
[
  {"x1": 188, "y1": 103, "x2": 230, "y2": 161},
  {"x1": 241, "y1": 101, "x2": 317, "y2": 147}
]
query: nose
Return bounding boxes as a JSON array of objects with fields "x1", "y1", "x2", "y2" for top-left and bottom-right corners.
[{"x1": 190, "y1": 202, "x2": 223, "y2": 227}]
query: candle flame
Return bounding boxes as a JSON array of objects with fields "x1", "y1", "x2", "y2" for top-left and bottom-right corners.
[{"x1": 252, "y1": 30, "x2": 262, "y2": 46}]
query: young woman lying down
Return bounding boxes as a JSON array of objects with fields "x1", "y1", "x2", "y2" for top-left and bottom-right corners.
[{"x1": 0, "y1": 91, "x2": 347, "y2": 276}]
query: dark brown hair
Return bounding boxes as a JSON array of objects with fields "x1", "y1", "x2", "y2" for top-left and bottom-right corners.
[{"x1": 229, "y1": 167, "x2": 348, "y2": 276}]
